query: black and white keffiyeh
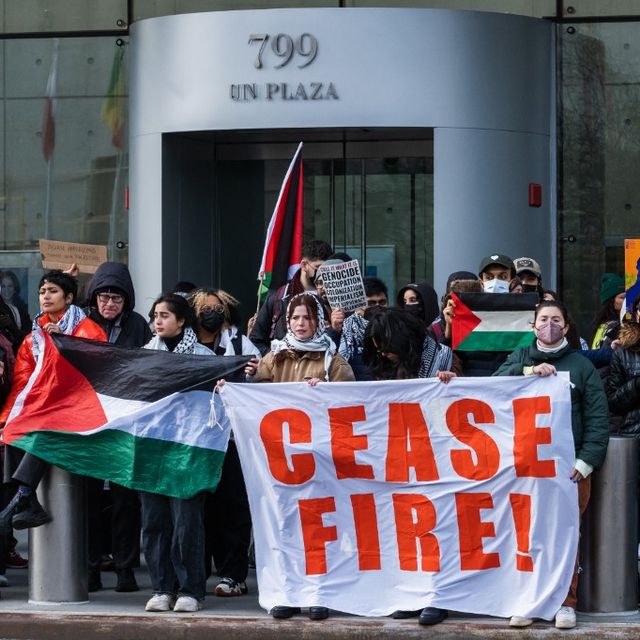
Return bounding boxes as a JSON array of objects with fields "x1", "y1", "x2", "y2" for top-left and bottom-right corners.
[{"x1": 31, "y1": 304, "x2": 86, "y2": 359}]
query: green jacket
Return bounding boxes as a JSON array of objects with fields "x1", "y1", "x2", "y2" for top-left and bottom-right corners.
[{"x1": 494, "y1": 341, "x2": 609, "y2": 469}]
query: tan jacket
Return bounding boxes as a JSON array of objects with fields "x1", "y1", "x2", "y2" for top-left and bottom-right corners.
[{"x1": 255, "y1": 349, "x2": 355, "y2": 383}]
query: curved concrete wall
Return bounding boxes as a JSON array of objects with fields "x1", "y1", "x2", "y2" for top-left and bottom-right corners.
[{"x1": 129, "y1": 8, "x2": 554, "y2": 308}]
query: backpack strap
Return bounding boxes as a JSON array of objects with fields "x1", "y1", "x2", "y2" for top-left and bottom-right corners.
[{"x1": 231, "y1": 333, "x2": 243, "y2": 356}]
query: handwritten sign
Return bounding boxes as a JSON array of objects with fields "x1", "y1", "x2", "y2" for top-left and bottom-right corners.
[{"x1": 39, "y1": 239, "x2": 107, "y2": 274}]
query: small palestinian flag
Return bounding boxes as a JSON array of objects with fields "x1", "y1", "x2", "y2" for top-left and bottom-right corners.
[
  {"x1": 451, "y1": 292, "x2": 538, "y2": 351},
  {"x1": 257, "y1": 142, "x2": 304, "y2": 302},
  {"x1": 3, "y1": 333, "x2": 249, "y2": 499}
]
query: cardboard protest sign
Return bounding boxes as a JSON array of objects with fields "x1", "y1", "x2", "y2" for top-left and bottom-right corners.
[
  {"x1": 221, "y1": 375, "x2": 577, "y2": 619},
  {"x1": 39, "y1": 239, "x2": 107, "y2": 274},
  {"x1": 317, "y1": 259, "x2": 366, "y2": 312}
]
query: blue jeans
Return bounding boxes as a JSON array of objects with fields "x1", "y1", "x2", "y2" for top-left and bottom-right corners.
[{"x1": 141, "y1": 491, "x2": 206, "y2": 600}]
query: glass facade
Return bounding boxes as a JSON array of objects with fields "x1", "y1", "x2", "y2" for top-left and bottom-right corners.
[
  {"x1": 558, "y1": 20, "x2": 640, "y2": 333},
  {"x1": 0, "y1": 34, "x2": 128, "y2": 312}
]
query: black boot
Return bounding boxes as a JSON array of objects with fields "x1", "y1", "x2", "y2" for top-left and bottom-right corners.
[
  {"x1": 88, "y1": 567, "x2": 102, "y2": 592},
  {"x1": 115, "y1": 568, "x2": 139, "y2": 592},
  {"x1": 11, "y1": 493, "x2": 52, "y2": 530},
  {"x1": 0, "y1": 492, "x2": 29, "y2": 535}
]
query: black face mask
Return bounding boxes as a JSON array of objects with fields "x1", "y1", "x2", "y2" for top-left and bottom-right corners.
[
  {"x1": 200, "y1": 310, "x2": 225, "y2": 333},
  {"x1": 522, "y1": 284, "x2": 543, "y2": 299},
  {"x1": 404, "y1": 304, "x2": 424, "y2": 319}
]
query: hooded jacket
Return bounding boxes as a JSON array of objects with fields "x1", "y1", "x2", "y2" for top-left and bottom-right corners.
[
  {"x1": 85, "y1": 262, "x2": 152, "y2": 347},
  {"x1": 494, "y1": 340, "x2": 609, "y2": 469},
  {"x1": 607, "y1": 322, "x2": 640, "y2": 436},
  {"x1": 396, "y1": 282, "x2": 440, "y2": 327}
]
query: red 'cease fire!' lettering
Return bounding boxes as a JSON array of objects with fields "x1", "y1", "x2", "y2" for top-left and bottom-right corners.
[{"x1": 260, "y1": 398, "x2": 554, "y2": 484}]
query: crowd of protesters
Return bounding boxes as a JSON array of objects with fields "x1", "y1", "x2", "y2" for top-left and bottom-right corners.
[{"x1": 0, "y1": 243, "x2": 633, "y2": 629}]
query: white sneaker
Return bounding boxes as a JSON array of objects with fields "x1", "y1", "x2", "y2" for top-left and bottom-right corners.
[
  {"x1": 173, "y1": 595, "x2": 202, "y2": 612},
  {"x1": 145, "y1": 593, "x2": 176, "y2": 612},
  {"x1": 509, "y1": 616, "x2": 533, "y2": 627},
  {"x1": 0, "y1": 575, "x2": 9, "y2": 587},
  {"x1": 555, "y1": 606, "x2": 576, "y2": 629}
]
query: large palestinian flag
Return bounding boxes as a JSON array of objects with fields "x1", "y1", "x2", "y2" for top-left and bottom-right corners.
[
  {"x1": 2, "y1": 333, "x2": 249, "y2": 499},
  {"x1": 451, "y1": 292, "x2": 538, "y2": 351},
  {"x1": 257, "y1": 142, "x2": 304, "y2": 302}
]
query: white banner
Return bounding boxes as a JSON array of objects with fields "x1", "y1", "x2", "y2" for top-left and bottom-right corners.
[{"x1": 220, "y1": 374, "x2": 577, "y2": 619}]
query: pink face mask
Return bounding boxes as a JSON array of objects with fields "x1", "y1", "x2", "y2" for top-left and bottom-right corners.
[{"x1": 536, "y1": 321, "x2": 565, "y2": 345}]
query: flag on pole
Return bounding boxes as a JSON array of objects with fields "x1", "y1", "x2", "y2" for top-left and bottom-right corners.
[
  {"x1": 2, "y1": 333, "x2": 249, "y2": 499},
  {"x1": 257, "y1": 142, "x2": 304, "y2": 302},
  {"x1": 451, "y1": 292, "x2": 538, "y2": 351},
  {"x1": 101, "y1": 45, "x2": 126, "y2": 150},
  {"x1": 42, "y1": 38, "x2": 59, "y2": 161}
]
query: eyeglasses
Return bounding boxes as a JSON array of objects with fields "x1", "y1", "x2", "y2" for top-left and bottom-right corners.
[
  {"x1": 202, "y1": 304, "x2": 224, "y2": 314},
  {"x1": 97, "y1": 293, "x2": 124, "y2": 304}
]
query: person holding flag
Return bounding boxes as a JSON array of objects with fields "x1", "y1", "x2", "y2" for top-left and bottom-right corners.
[
  {"x1": 141, "y1": 293, "x2": 215, "y2": 613},
  {"x1": 0, "y1": 270, "x2": 106, "y2": 532}
]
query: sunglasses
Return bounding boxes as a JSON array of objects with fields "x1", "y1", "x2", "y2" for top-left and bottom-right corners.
[{"x1": 97, "y1": 293, "x2": 124, "y2": 304}]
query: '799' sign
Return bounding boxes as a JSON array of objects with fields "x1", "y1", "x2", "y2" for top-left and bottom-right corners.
[
  {"x1": 230, "y1": 31, "x2": 338, "y2": 102},
  {"x1": 248, "y1": 33, "x2": 319, "y2": 69}
]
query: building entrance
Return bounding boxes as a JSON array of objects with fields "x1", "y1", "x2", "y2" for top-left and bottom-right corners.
[{"x1": 162, "y1": 129, "x2": 433, "y2": 316}]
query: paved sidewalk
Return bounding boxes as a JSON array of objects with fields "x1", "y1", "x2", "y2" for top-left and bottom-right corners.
[{"x1": 0, "y1": 537, "x2": 639, "y2": 639}]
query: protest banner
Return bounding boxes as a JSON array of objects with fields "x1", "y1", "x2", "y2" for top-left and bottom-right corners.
[
  {"x1": 220, "y1": 375, "x2": 577, "y2": 619},
  {"x1": 318, "y1": 259, "x2": 367, "y2": 312},
  {"x1": 39, "y1": 239, "x2": 107, "y2": 274}
]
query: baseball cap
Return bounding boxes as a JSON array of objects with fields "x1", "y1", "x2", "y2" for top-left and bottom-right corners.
[
  {"x1": 513, "y1": 257, "x2": 542, "y2": 279},
  {"x1": 478, "y1": 254, "x2": 514, "y2": 276}
]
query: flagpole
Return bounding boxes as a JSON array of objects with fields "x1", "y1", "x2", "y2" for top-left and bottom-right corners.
[
  {"x1": 108, "y1": 151, "x2": 124, "y2": 259},
  {"x1": 44, "y1": 158, "x2": 53, "y2": 238},
  {"x1": 255, "y1": 274, "x2": 265, "y2": 315}
]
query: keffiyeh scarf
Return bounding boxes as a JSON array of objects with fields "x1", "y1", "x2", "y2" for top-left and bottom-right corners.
[{"x1": 31, "y1": 304, "x2": 86, "y2": 359}]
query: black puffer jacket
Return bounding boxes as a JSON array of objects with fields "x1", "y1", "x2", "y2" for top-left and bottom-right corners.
[{"x1": 607, "y1": 322, "x2": 640, "y2": 437}]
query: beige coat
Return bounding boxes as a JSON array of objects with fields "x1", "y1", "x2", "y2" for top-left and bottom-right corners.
[{"x1": 255, "y1": 349, "x2": 355, "y2": 383}]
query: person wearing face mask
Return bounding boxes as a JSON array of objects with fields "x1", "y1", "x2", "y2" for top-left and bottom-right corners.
[
  {"x1": 513, "y1": 257, "x2": 544, "y2": 300},
  {"x1": 478, "y1": 254, "x2": 515, "y2": 294},
  {"x1": 396, "y1": 282, "x2": 440, "y2": 327},
  {"x1": 188, "y1": 288, "x2": 259, "y2": 599},
  {"x1": 494, "y1": 300, "x2": 609, "y2": 630},
  {"x1": 249, "y1": 239, "x2": 333, "y2": 355},
  {"x1": 439, "y1": 257, "x2": 517, "y2": 377}
]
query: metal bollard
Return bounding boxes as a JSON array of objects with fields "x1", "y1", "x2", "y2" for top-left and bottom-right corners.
[
  {"x1": 578, "y1": 435, "x2": 638, "y2": 614},
  {"x1": 28, "y1": 466, "x2": 88, "y2": 604}
]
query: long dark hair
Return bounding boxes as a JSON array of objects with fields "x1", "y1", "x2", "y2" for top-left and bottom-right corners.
[
  {"x1": 363, "y1": 308, "x2": 426, "y2": 379},
  {"x1": 589, "y1": 297, "x2": 619, "y2": 344},
  {"x1": 149, "y1": 293, "x2": 195, "y2": 328}
]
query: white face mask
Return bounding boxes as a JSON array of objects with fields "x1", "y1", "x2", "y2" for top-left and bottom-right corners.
[{"x1": 483, "y1": 278, "x2": 510, "y2": 294}]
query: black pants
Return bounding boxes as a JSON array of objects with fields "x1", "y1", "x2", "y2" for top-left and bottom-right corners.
[
  {"x1": 203, "y1": 440, "x2": 252, "y2": 582},
  {"x1": 87, "y1": 478, "x2": 141, "y2": 570},
  {"x1": 12, "y1": 451, "x2": 47, "y2": 488},
  {"x1": 141, "y1": 490, "x2": 206, "y2": 599}
]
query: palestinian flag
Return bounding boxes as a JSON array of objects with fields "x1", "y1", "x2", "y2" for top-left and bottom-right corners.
[
  {"x1": 451, "y1": 292, "x2": 538, "y2": 351},
  {"x1": 257, "y1": 142, "x2": 304, "y2": 302},
  {"x1": 2, "y1": 333, "x2": 249, "y2": 499}
]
